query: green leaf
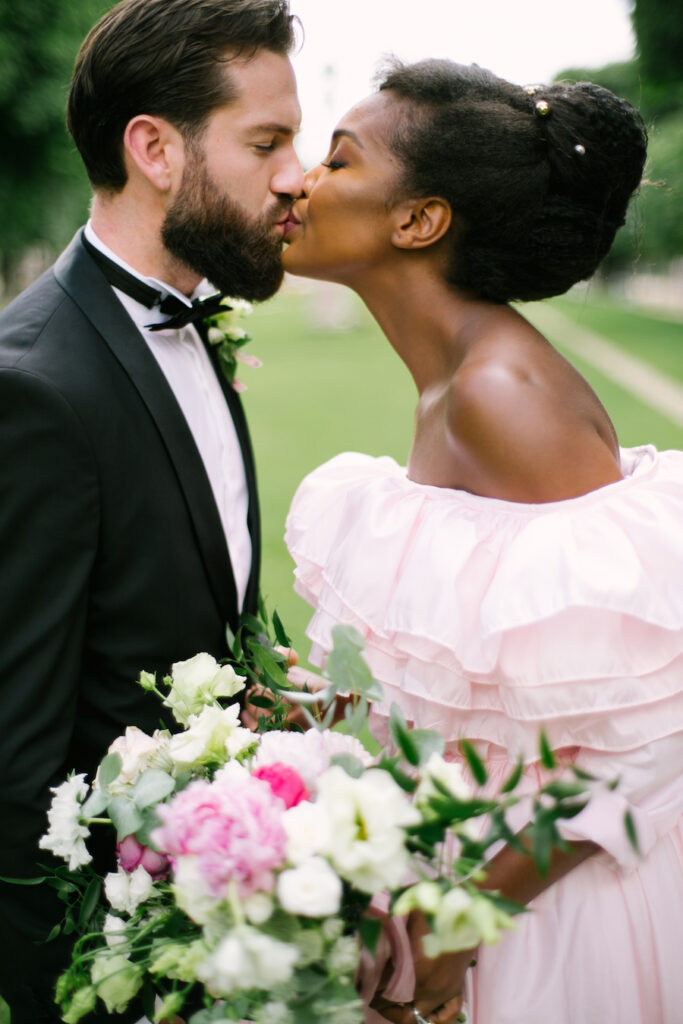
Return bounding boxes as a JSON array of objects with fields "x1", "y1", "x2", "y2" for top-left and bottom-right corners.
[
  {"x1": 527, "y1": 818, "x2": 557, "y2": 876},
  {"x1": 330, "y1": 754, "x2": 365, "y2": 778},
  {"x1": 132, "y1": 769, "x2": 176, "y2": 809},
  {"x1": 45, "y1": 923, "x2": 62, "y2": 942},
  {"x1": 389, "y1": 702, "x2": 419, "y2": 765},
  {"x1": 358, "y1": 916, "x2": 382, "y2": 954},
  {"x1": 481, "y1": 891, "x2": 527, "y2": 917},
  {"x1": 78, "y1": 876, "x2": 102, "y2": 927},
  {"x1": 459, "y1": 739, "x2": 487, "y2": 786},
  {"x1": 0, "y1": 874, "x2": 47, "y2": 885},
  {"x1": 570, "y1": 765, "x2": 598, "y2": 782},
  {"x1": 272, "y1": 608, "x2": 291, "y2": 647},
  {"x1": 500, "y1": 759, "x2": 524, "y2": 794},
  {"x1": 541, "y1": 780, "x2": 589, "y2": 801},
  {"x1": 225, "y1": 623, "x2": 237, "y2": 654},
  {"x1": 108, "y1": 796, "x2": 145, "y2": 840},
  {"x1": 241, "y1": 612, "x2": 266, "y2": 636},
  {"x1": 343, "y1": 696, "x2": 369, "y2": 736},
  {"x1": 377, "y1": 756, "x2": 419, "y2": 794},
  {"x1": 409, "y1": 728, "x2": 445, "y2": 765},
  {"x1": 247, "y1": 693, "x2": 276, "y2": 709},
  {"x1": 325, "y1": 625, "x2": 382, "y2": 700},
  {"x1": 80, "y1": 786, "x2": 109, "y2": 818},
  {"x1": 539, "y1": 731, "x2": 556, "y2": 770},
  {"x1": 98, "y1": 752, "x2": 123, "y2": 789},
  {"x1": 624, "y1": 810, "x2": 639, "y2": 853}
]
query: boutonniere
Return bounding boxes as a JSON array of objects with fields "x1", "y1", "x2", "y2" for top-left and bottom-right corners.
[{"x1": 204, "y1": 298, "x2": 262, "y2": 392}]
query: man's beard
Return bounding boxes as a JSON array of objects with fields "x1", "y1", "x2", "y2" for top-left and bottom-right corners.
[{"x1": 162, "y1": 151, "x2": 286, "y2": 302}]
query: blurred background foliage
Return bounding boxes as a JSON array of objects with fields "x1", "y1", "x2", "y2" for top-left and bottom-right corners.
[{"x1": 0, "y1": 0, "x2": 682, "y2": 295}]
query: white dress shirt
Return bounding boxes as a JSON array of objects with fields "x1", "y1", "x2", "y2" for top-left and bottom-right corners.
[{"x1": 84, "y1": 222, "x2": 252, "y2": 610}]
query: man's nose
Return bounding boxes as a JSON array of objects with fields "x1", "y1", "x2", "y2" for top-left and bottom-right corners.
[{"x1": 272, "y1": 148, "x2": 305, "y2": 199}]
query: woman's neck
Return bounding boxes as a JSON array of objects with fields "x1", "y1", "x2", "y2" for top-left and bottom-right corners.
[{"x1": 352, "y1": 264, "x2": 487, "y2": 394}]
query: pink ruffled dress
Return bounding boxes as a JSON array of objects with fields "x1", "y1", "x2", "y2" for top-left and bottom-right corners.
[{"x1": 285, "y1": 445, "x2": 683, "y2": 1024}]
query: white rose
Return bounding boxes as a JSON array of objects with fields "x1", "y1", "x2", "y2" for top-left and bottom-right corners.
[
  {"x1": 197, "y1": 926, "x2": 298, "y2": 995},
  {"x1": 104, "y1": 865, "x2": 154, "y2": 916},
  {"x1": 316, "y1": 766, "x2": 420, "y2": 893},
  {"x1": 282, "y1": 800, "x2": 331, "y2": 865},
  {"x1": 98, "y1": 727, "x2": 168, "y2": 795},
  {"x1": 277, "y1": 856, "x2": 342, "y2": 917},
  {"x1": 420, "y1": 888, "x2": 517, "y2": 958},
  {"x1": 165, "y1": 653, "x2": 246, "y2": 725}
]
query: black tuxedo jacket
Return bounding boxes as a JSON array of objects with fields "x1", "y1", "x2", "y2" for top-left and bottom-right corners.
[{"x1": 0, "y1": 230, "x2": 260, "y2": 1021}]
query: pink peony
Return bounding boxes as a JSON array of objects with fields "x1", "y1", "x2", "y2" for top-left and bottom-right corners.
[
  {"x1": 252, "y1": 762, "x2": 310, "y2": 808},
  {"x1": 117, "y1": 834, "x2": 170, "y2": 880},
  {"x1": 151, "y1": 772, "x2": 287, "y2": 899}
]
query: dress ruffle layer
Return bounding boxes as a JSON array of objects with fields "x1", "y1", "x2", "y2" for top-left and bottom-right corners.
[{"x1": 286, "y1": 446, "x2": 683, "y2": 759}]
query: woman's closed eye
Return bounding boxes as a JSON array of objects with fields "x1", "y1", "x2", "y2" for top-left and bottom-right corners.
[{"x1": 321, "y1": 159, "x2": 346, "y2": 170}]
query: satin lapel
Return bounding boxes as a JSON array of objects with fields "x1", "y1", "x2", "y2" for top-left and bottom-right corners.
[
  {"x1": 199, "y1": 328, "x2": 262, "y2": 616},
  {"x1": 54, "y1": 231, "x2": 240, "y2": 628}
]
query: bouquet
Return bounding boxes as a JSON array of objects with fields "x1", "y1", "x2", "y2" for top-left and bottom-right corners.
[{"x1": 36, "y1": 609, "x2": 619, "y2": 1024}]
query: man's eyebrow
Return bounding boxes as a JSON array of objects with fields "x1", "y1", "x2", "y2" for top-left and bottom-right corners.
[
  {"x1": 248, "y1": 122, "x2": 300, "y2": 135},
  {"x1": 331, "y1": 128, "x2": 364, "y2": 148}
]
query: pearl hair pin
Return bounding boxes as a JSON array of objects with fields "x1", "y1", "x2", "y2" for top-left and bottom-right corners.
[
  {"x1": 535, "y1": 99, "x2": 551, "y2": 117},
  {"x1": 574, "y1": 143, "x2": 586, "y2": 155}
]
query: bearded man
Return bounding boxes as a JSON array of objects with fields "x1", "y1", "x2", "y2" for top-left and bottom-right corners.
[{"x1": 0, "y1": 1, "x2": 303, "y2": 1019}]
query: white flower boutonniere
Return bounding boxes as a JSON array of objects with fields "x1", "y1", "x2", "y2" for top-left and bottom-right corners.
[{"x1": 204, "y1": 297, "x2": 261, "y2": 392}]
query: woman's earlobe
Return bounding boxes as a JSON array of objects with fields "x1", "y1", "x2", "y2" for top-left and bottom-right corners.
[{"x1": 391, "y1": 197, "x2": 452, "y2": 250}]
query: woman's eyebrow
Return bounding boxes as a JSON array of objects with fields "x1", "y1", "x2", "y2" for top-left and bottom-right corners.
[{"x1": 330, "y1": 128, "x2": 364, "y2": 148}]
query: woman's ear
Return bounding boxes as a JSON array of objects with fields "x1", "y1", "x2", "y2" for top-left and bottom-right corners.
[
  {"x1": 391, "y1": 197, "x2": 452, "y2": 250},
  {"x1": 123, "y1": 115, "x2": 183, "y2": 193}
]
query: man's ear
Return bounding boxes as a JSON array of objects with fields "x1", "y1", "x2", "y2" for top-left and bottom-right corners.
[
  {"x1": 123, "y1": 115, "x2": 183, "y2": 192},
  {"x1": 391, "y1": 197, "x2": 452, "y2": 250}
]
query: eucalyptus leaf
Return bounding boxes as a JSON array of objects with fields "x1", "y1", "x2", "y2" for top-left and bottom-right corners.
[
  {"x1": 98, "y1": 752, "x2": 123, "y2": 789},
  {"x1": 325, "y1": 625, "x2": 381, "y2": 700},
  {"x1": 132, "y1": 769, "x2": 176, "y2": 809},
  {"x1": 108, "y1": 796, "x2": 145, "y2": 840},
  {"x1": 409, "y1": 728, "x2": 445, "y2": 765},
  {"x1": 330, "y1": 753, "x2": 365, "y2": 778},
  {"x1": 80, "y1": 786, "x2": 110, "y2": 818}
]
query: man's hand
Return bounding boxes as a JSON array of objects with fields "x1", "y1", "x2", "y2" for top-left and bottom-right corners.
[
  {"x1": 241, "y1": 653, "x2": 329, "y2": 731},
  {"x1": 370, "y1": 911, "x2": 475, "y2": 1024}
]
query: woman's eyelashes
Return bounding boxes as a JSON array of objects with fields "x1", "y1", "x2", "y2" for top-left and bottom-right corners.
[{"x1": 321, "y1": 157, "x2": 346, "y2": 170}]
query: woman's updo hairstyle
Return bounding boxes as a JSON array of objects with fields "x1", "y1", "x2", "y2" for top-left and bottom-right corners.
[{"x1": 377, "y1": 60, "x2": 647, "y2": 302}]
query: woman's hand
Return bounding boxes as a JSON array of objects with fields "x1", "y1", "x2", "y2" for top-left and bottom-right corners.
[{"x1": 370, "y1": 910, "x2": 475, "y2": 1023}]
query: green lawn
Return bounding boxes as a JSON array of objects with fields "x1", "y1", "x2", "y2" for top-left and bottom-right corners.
[{"x1": 242, "y1": 284, "x2": 683, "y2": 662}]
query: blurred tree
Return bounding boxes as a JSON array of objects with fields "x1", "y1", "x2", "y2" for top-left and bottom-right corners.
[
  {"x1": 554, "y1": 0, "x2": 683, "y2": 271},
  {"x1": 0, "y1": 0, "x2": 109, "y2": 289}
]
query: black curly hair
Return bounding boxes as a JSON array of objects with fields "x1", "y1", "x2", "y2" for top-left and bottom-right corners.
[{"x1": 377, "y1": 60, "x2": 648, "y2": 303}]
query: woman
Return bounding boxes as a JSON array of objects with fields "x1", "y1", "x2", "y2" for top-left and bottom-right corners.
[{"x1": 282, "y1": 61, "x2": 683, "y2": 1024}]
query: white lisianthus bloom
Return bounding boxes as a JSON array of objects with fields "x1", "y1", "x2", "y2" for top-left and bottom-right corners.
[
  {"x1": 39, "y1": 774, "x2": 92, "y2": 870},
  {"x1": 103, "y1": 913, "x2": 128, "y2": 950},
  {"x1": 197, "y1": 926, "x2": 298, "y2": 995},
  {"x1": 104, "y1": 865, "x2": 154, "y2": 916},
  {"x1": 167, "y1": 703, "x2": 255, "y2": 769},
  {"x1": 253, "y1": 1001, "x2": 292, "y2": 1024},
  {"x1": 243, "y1": 892, "x2": 274, "y2": 925},
  {"x1": 328, "y1": 934, "x2": 361, "y2": 978},
  {"x1": 416, "y1": 753, "x2": 472, "y2": 807},
  {"x1": 165, "y1": 652, "x2": 246, "y2": 725},
  {"x1": 277, "y1": 856, "x2": 342, "y2": 917},
  {"x1": 97, "y1": 726, "x2": 169, "y2": 795},
  {"x1": 171, "y1": 855, "x2": 222, "y2": 925},
  {"x1": 393, "y1": 880, "x2": 443, "y2": 918},
  {"x1": 421, "y1": 889, "x2": 515, "y2": 958},
  {"x1": 91, "y1": 953, "x2": 143, "y2": 1013},
  {"x1": 282, "y1": 800, "x2": 332, "y2": 865},
  {"x1": 316, "y1": 766, "x2": 420, "y2": 893}
]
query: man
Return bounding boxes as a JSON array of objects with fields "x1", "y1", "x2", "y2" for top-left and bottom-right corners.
[{"x1": 0, "y1": 1, "x2": 303, "y2": 1019}]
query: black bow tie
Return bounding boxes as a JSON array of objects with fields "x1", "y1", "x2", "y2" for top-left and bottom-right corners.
[{"x1": 82, "y1": 233, "x2": 227, "y2": 331}]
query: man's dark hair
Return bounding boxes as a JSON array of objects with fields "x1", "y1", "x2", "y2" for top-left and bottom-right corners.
[
  {"x1": 67, "y1": 0, "x2": 297, "y2": 191},
  {"x1": 377, "y1": 60, "x2": 648, "y2": 303}
]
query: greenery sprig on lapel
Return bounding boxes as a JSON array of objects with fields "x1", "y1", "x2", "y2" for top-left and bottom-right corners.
[{"x1": 203, "y1": 297, "x2": 261, "y2": 392}]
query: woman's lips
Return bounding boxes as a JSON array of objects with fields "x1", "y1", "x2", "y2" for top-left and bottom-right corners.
[{"x1": 278, "y1": 212, "x2": 301, "y2": 239}]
